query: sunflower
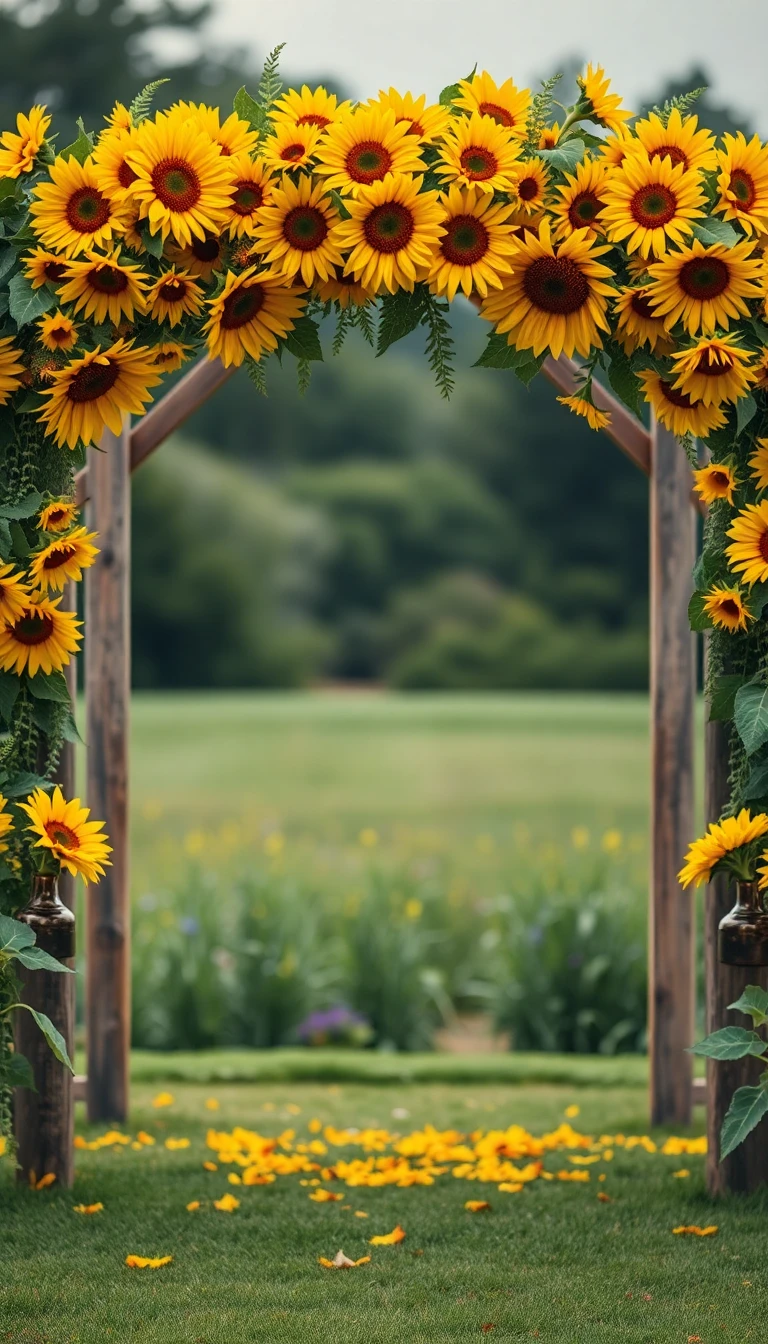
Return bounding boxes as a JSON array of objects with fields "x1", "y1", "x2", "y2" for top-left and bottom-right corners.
[
  {"x1": 223, "y1": 154, "x2": 275, "y2": 238},
  {"x1": 166, "y1": 232, "x2": 225, "y2": 282},
  {"x1": 726, "y1": 501, "x2": 768, "y2": 585},
  {"x1": 313, "y1": 265, "x2": 374, "y2": 308},
  {"x1": 314, "y1": 105, "x2": 425, "y2": 196},
  {"x1": 703, "y1": 584, "x2": 754, "y2": 633},
  {"x1": 631, "y1": 108, "x2": 717, "y2": 174},
  {"x1": 203, "y1": 267, "x2": 307, "y2": 367},
  {"x1": 20, "y1": 785, "x2": 111, "y2": 885},
  {"x1": 0, "y1": 596, "x2": 82, "y2": 677},
  {"x1": 752, "y1": 350, "x2": 768, "y2": 390},
  {"x1": 0, "y1": 563, "x2": 31, "y2": 623},
  {"x1": 646, "y1": 237, "x2": 764, "y2": 335},
  {"x1": 252, "y1": 174, "x2": 344, "y2": 287},
  {"x1": 692, "y1": 462, "x2": 738, "y2": 506},
  {"x1": 172, "y1": 101, "x2": 259, "y2": 159},
  {"x1": 30, "y1": 154, "x2": 128, "y2": 257},
  {"x1": 0, "y1": 795, "x2": 13, "y2": 854},
  {"x1": 368, "y1": 89, "x2": 451, "y2": 145},
  {"x1": 538, "y1": 124, "x2": 561, "y2": 151},
  {"x1": 260, "y1": 122, "x2": 324, "y2": 173},
  {"x1": 454, "y1": 71, "x2": 531, "y2": 140},
  {"x1": 670, "y1": 335, "x2": 756, "y2": 406},
  {"x1": 270, "y1": 85, "x2": 350, "y2": 133},
  {"x1": 92, "y1": 125, "x2": 141, "y2": 199},
  {"x1": 335, "y1": 172, "x2": 443, "y2": 294},
  {"x1": 551, "y1": 158, "x2": 610, "y2": 239},
  {"x1": 118, "y1": 203, "x2": 147, "y2": 255},
  {"x1": 512, "y1": 158, "x2": 550, "y2": 214},
  {"x1": 25, "y1": 247, "x2": 70, "y2": 289},
  {"x1": 638, "y1": 368, "x2": 726, "y2": 438},
  {"x1": 0, "y1": 337, "x2": 25, "y2": 402},
  {"x1": 28, "y1": 526, "x2": 99, "y2": 593},
  {"x1": 613, "y1": 285, "x2": 673, "y2": 353},
  {"x1": 679, "y1": 809, "x2": 768, "y2": 888},
  {"x1": 713, "y1": 132, "x2": 768, "y2": 236},
  {"x1": 0, "y1": 105, "x2": 51, "y2": 178},
  {"x1": 38, "y1": 499, "x2": 79, "y2": 533},
  {"x1": 427, "y1": 185, "x2": 516, "y2": 301},
  {"x1": 37, "y1": 339, "x2": 162, "y2": 450},
  {"x1": 124, "y1": 110, "x2": 233, "y2": 247},
  {"x1": 57, "y1": 250, "x2": 149, "y2": 325},
  {"x1": 749, "y1": 439, "x2": 768, "y2": 490},
  {"x1": 576, "y1": 64, "x2": 632, "y2": 134},
  {"x1": 150, "y1": 341, "x2": 193, "y2": 373},
  {"x1": 599, "y1": 126, "x2": 636, "y2": 168},
  {"x1": 557, "y1": 392, "x2": 610, "y2": 431},
  {"x1": 146, "y1": 268, "x2": 205, "y2": 326},
  {"x1": 479, "y1": 219, "x2": 614, "y2": 361},
  {"x1": 38, "y1": 311, "x2": 78, "y2": 352},
  {"x1": 600, "y1": 151, "x2": 705, "y2": 258},
  {"x1": 435, "y1": 113, "x2": 522, "y2": 195},
  {"x1": 105, "y1": 103, "x2": 133, "y2": 133}
]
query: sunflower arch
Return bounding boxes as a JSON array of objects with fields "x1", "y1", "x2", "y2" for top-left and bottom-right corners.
[{"x1": 1, "y1": 55, "x2": 767, "y2": 1197}]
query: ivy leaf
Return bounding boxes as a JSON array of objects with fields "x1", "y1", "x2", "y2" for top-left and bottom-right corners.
[
  {"x1": 439, "y1": 81, "x2": 461, "y2": 107},
  {"x1": 734, "y1": 682, "x2": 768, "y2": 756},
  {"x1": 58, "y1": 117, "x2": 93, "y2": 165},
  {"x1": 605, "y1": 351, "x2": 641, "y2": 416},
  {"x1": 14, "y1": 1004, "x2": 74, "y2": 1073},
  {"x1": 692, "y1": 546, "x2": 722, "y2": 591},
  {"x1": 5, "y1": 1050, "x2": 35, "y2": 1090},
  {"x1": 139, "y1": 225, "x2": 164, "y2": 259},
  {"x1": 2, "y1": 771, "x2": 51, "y2": 799},
  {"x1": 709, "y1": 673, "x2": 744, "y2": 723},
  {"x1": 233, "y1": 86, "x2": 269, "y2": 134},
  {"x1": 691, "y1": 217, "x2": 741, "y2": 248},
  {"x1": 61, "y1": 709, "x2": 83, "y2": 746},
  {"x1": 728, "y1": 986, "x2": 768, "y2": 1027},
  {"x1": 736, "y1": 392, "x2": 758, "y2": 437},
  {"x1": 8, "y1": 273, "x2": 55, "y2": 328},
  {"x1": 688, "y1": 1026, "x2": 767, "y2": 1060},
  {"x1": 10, "y1": 521, "x2": 29, "y2": 559},
  {"x1": 0, "y1": 670, "x2": 19, "y2": 724},
  {"x1": 688, "y1": 591, "x2": 713, "y2": 632},
  {"x1": 27, "y1": 670, "x2": 71, "y2": 703},
  {"x1": 538, "y1": 138, "x2": 586, "y2": 174},
  {"x1": 514, "y1": 353, "x2": 547, "y2": 387},
  {"x1": 0, "y1": 491, "x2": 42, "y2": 521},
  {"x1": 0, "y1": 910, "x2": 35, "y2": 954},
  {"x1": 15, "y1": 944, "x2": 74, "y2": 973},
  {"x1": 284, "y1": 316, "x2": 323, "y2": 362},
  {"x1": 377, "y1": 288, "x2": 426, "y2": 357},
  {"x1": 720, "y1": 1083, "x2": 768, "y2": 1159}
]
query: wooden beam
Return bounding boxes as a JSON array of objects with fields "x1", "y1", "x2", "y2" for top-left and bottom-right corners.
[
  {"x1": 705, "y1": 683, "x2": 768, "y2": 1193},
  {"x1": 85, "y1": 416, "x2": 131, "y2": 1123},
  {"x1": 542, "y1": 355, "x2": 652, "y2": 476},
  {"x1": 648, "y1": 414, "x2": 696, "y2": 1126}
]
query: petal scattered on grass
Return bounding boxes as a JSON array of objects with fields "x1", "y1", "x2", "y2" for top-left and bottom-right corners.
[
  {"x1": 152, "y1": 1092, "x2": 174, "y2": 1108},
  {"x1": 597, "y1": 1192, "x2": 612, "y2": 1203},
  {"x1": 242, "y1": 1168, "x2": 275, "y2": 1186},
  {"x1": 203, "y1": 1160, "x2": 217, "y2": 1171},
  {"x1": 73, "y1": 1202, "x2": 103, "y2": 1215},
  {"x1": 672, "y1": 1169, "x2": 691, "y2": 1179},
  {"x1": 310, "y1": 1189, "x2": 344, "y2": 1203},
  {"x1": 672, "y1": 1225, "x2": 718, "y2": 1236},
  {"x1": 369, "y1": 1224, "x2": 406, "y2": 1246},
  {"x1": 31, "y1": 1172, "x2": 56, "y2": 1190},
  {"x1": 164, "y1": 1138, "x2": 190, "y2": 1150},
  {"x1": 465, "y1": 1200, "x2": 491, "y2": 1213},
  {"x1": 213, "y1": 1193, "x2": 240, "y2": 1212},
  {"x1": 569, "y1": 1155, "x2": 601, "y2": 1166},
  {"x1": 125, "y1": 1255, "x2": 173, "y2": 1269},
  {"x1": 205, "y1": 1098, "x2": 220, "y2": 1111},
  {"x1": 186, "y1": 1200, "x2": 201, "y2": 1211},
  {"x1": 318, "y1": 1250, "x2": 371, "y2": 1269},
  {"x1": 556, "y1": 1170, "x2": 590, "y2": 1182},
  {"x1": 136, "y1": 1131, "x2": 155, "y2": 1146},
  {"x1": 498, "y1": 1182, "x2": 523, "y2": 1194},
  {"x1": 565, "y1": 1105, "x2": 580, "y2": 1118},
  {"x1": 354, "y1": 1210, "x2": 369, "y2": 1218}
]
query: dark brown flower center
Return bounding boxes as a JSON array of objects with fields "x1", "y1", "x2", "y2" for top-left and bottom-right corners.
[
  {"x1": 630, "y1": 183, "x2": 678, "y2": 228},
  {"x1": 730, "y1": 168, "x2": 756, "y2": 208},
  {"x1": 441, "y1": 214, "x2": 489, "y2": 266},
  {"x1": 221, "y1": 283, "x2": 265, "y2": 330},
  {"x1": 478, "y1": 101, "x2": 515, "y2": 127},
  {"x1": 44, "y1": 259, "x2": 68, "y2": 282},
  {"x1": 191, "y1": 233, "x2": 221, "y2": 263},
  {"x1": 760, "y1": 531, "x2": 768, "y2": 564},
  {"x1": 46, "y1": 820, "x2": 79, "y2": 849},
  {"x1": 48, "y1": 323, "x2": 72, "y2": 346},
  {"x1": 283, "y1": 205, "x2": 328, "y2": 251},
  {"x1": 630, "y1": 292, "x2": 657, "y2": 320},
  {"x1": 88, "y1": 265, "x2": 129, "y2": 294},
  {"x1": 679, "y1": 257, "x2": 729, "y2": 299},
  {"x1": 43, "y1": 545, "x2": 75, "y2": 570},
  {"x1": 460, "y1": 146, "x2": 498, "y2": 182},
  {"x1": 363, "y1": 201, "x2": 415, "y2": 253},
  {"x1": 280, "y1": 142, "x2": 307, "y2": 163},
  {"x1": 517, "y1": 175, "x2": 540, "y2": 202},
  {"x1": 297, "y1": 113, "x2": 331, "y2": 128},
  {"x1": 568, "y1": 191, "x2": 604, "y2": 230},
  {"x1": 158, "y1": 279, "x2": 188, "y2": 304},
  {"x1": 11, "y1": 610, "x2": 54, "y2": 645},
  {"x1": 232, "y1": 181, "x2": 264, "y2": 215},
  {"x1": 649, "y1": 144, "x2": 688, "y2": 169},
  {"x1": 150, "y1": 158, "x2": 201, "y2": 212},
  {"x1": 523, "y1": 255, "x2": 590, "y2": 315},
  {"x1": 696, "y1": 348, "x2": 734, "y2": 376},
  {"x1": 721, "y1": 599, "x2": 740, "y2": 619},
  {"x1": 659, "y1": 379, "x2": 694, "y2": 409},
  {"x1": 117, "y1": 160, "x2": 138, "y2": 189},
  {"x1": 346, "y1": 140, "x2": 393, "y2": 185},
  {"x1": 44, "y1": 508, "x2": 67, "y2": 526},
  {"x1": 66, "y1": 359, "x2": 120, "y2": 403},
  {"x1": 66, "y1": 187, "x2": 111, "y2": 234}
]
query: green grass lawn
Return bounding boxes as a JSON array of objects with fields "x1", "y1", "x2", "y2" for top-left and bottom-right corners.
[{"x1": 1, "y1": 1074, "x2": 763, "y2": 1344}]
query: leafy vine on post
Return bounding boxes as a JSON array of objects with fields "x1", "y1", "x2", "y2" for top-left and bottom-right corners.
[{"x1": 0, "y1": 50, "x2": 768, "y2": 1168}]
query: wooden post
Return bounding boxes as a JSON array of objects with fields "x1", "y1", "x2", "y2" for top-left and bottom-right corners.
[
  {"x1": 85, "y1": 418, "x2": 131, "y2": 1123},
  {"x1": 648, "y1": 416, "x2": 696, "y2": 1125},
  {"x1": 705, "y1": 703, "x2": 768, "y2": 1193}
]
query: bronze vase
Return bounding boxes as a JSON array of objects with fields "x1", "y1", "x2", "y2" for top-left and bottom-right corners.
[
  {"x1": 718, "y1": 880, "x2": 768, "y2": 966},
  {"x1": 15, "y1": 873, "x2": 75, "y2": 960}
]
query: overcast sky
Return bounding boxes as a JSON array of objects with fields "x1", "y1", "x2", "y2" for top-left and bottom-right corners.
[{"x1": 209, "y1": 0, "x2": 768, "y2": 132}]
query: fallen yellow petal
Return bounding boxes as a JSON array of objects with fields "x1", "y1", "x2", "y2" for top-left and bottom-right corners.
[
  {"x1": 354, "y1": 1210, "x2": 369, "y2": 1218},
  {"x1": 565, "y1": 1105, "x2": 580, "y2": 1119},
  {"x1": 125, "y1": 1254, "x2": 173, "y2": 1269},
  {"x1": 213, "y1": 1193, "x2": 240, "y2": 1212},
  {"x1": 35, "y1": 1173, "x2": 56, "y2": 1191},
  {"x1": 136, "y1": 1131, "x2": 155, "y2": 1146},
  {"x1": 672, "y1": 1169, "x2": 691, "y2": 1179},
  {"x1": 672, "y1": 1225, "x2": 718, "y2": 1236},
  {"x1": 465, "y1": 1200, "x2": 491, "y2": 1212},
  {"x1": 310, "y1": 1188, "x2": 343, "y2": 1203},
  {"x1": 369, "y1": 1224, "x2": 406, "y2": 1246},
  {"x1": 152, "y1": 1093, "x2": 174, "y2": 1108},
  {"x1": 203, "y1": 1160, "x2": 218, "y2": 1172},
  {"x1": 498, "y1": 1182, "x2": 523, "y2": 1194},
  {"x1": 164, "y1": 1138, "x2": 190, "y2": 1151},
  {"x1": 568, "y1": 1154, "x2": 600, "y2": 1166},
  {"x1": 73, "y1": 1202, "x2": 103, "y2": 1215},
  {"x1": 205, "y1": 1098, "x2": 220, "y2": 1111},
  {"x1": 318, "y1": 1250, "x2": 372, "y2": 1269},
  {"x1": 309, "y1": 1119, "x2": 323, "y2": 1134},
  {"x1": 186, "y1": 1201, "x2": 201, "y2": 1212},
  {"x1": 228, "y1": 1173, "x2": 242, "y2": 1185}
]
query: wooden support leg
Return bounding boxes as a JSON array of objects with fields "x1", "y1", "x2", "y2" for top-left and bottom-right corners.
[
  {"x1": 85, "y1": 419, "x2": 131, "y2": 1123},
  {"x1": 649, "y1": 417, "x2": 696, "y2": 1126},
  {"x1": 705, "y1": 705, "x2": 768, "y2": 1193}
]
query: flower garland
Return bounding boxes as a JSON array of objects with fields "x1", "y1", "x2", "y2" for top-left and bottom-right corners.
[{"x1": 0, "y1": 50, "x2": 767, "y2": 1140}]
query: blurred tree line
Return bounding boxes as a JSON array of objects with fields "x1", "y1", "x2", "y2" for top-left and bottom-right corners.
[{"x1": 0, "y1": 2, "x2": 750, "y2": 689}]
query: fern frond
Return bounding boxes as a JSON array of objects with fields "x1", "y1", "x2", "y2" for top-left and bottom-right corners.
[
  {"x1": 332, "y1": 307, "x2": 353, "y2": 357},
  {"x1": 129, "y1": 78, "x2": 171, "y2": 124},
  {"x1": 296, "y1": 356, "x2": 312, "y2": 395},
  {"x1": 525, "y1": 73, "x2": 562, "y2": 150},
  {"x1": 421, "y1": 293, "x2": 455, "y2": 400},
  {"x1": 245, "y1": 356, "x2": 268, "y2": 396},
  {"x1": 649, "y1": 86, "x2": 707, "y2": 128},
  {"x1": 352, "y1": 303, "x2": 376, "y2": 347},
  {"x1": 258, "y1": 44, "x2": 286, "y2": 111}
]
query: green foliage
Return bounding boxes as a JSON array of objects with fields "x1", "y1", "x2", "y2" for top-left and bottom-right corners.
[
  {"x1": 734, "y1": 682, "x2": 768, "y2": 756},
  {"x1": 649, "y1": 85, "x2": 707, "y2": 128},
  {"x1": 8, "y1": 273, "x2": 55, "y2": 327},
  {"x1": 257, "y1": 43, "x2": 286, "y2": 112},
  {"x1": 234, "y1": 86, "x2": 269, "y2": 136},
  {"x1": 58, "y1": 116, "x2": 93, "y2": 163},
  {"x1": 721, "y1": 1083, "x2": 768, "y2": 1159},
  {"x1": 538, "y1": 139, "x2": 586, "y2": 174},
  {"x1": 729, "y1": 985, "x2": 768, "y2": 1027},
  {"x1": 128, "y1": 78, "x2": 170, "y2": 125},
  {"x1": 377, "y1": 288, "x2": 426, "y2": 356},
  {"x1": 284, "y1": 316, "x2": 324, "y2": 363},
  {"x1": 694, "y1": 985, "x2": 768, "y2": 1160},
  {"x1": 525, "y1": 73, "x2": 563, "y2": 150},
  {"x1": 689, "y1": 1026, "x2": 767, "y2": 1060},
  {"x1": 421, "y1": 292, "x2": 455, "y2": 400}
]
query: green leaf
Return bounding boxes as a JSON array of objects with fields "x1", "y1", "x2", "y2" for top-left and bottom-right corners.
[
  {"x1": 514, "y1": 353, "x2": 547, "y2": 387},
  {"x1": 0, "y1": 670, "x2": 19, "y2": 724},
  {"x1": 139, "y1": 225, "x2": 164, "y2": 259},
  {"x1": 3, "y1": 771, "x2": 50, "y2": 799},
  {"x1": 736, "y1": 392, "x2": 758, "y2": 437},
  {"x1": 538, "y1": 138, "x2": 586, "y2": 174},
  {"x1": 0, "y1": 517, "x2": 10, "y2": 559},
  {"x1": 61, "y1": 708, "x2": 83, "y2": 746},
  {"x1": 745, "y1": 579, "x2": 768, "y2": 619},
  {"x1": 721, "y1": 1083, "x2": 768, "y2": 1159},
  {"x1": 233, "y1": 86, "x2": 269, "y2": 134},
  {"x1": 5, "y1": 1050, "x2": 35, "y2": 1090},
  {"x1": 692, "y1": 545, "x2": 722, "y2": 591},
  {"x1": 58, "y1": 118, "x2": 93, "y2": 165},
  {"x1": 0, "y1": 491, "x2": 42, "y2": 521},
  {"x1": 10, "y1": 521, "x2": 29, "y2": 558},
  {"x1": 689, "y1": 1026, "x2": 767, "y2": 1060},
  {"x1": 284, "y1": 316, "x2": 323, "y2": 363},
  {"x1": 709, "y1": 673, "x2": 745, "y2": 724},
  {"x1": 735, "y1": 682, "x2": 768, "y2": 756},
  {"x1": 31, "y1": 697, "x2": 58, "y2": 736},
  {"x1": 474, "y1": 331, "x2": 527, "y2": 370},
  {"x1": 0, "y1": 911, "x2": 34, "y2": 954},
  {"x1": 691, "y1": 217, "x2": 742, "y2": 248},
  {"x1": 8, "y1": 272, "x2": 55, "y2": 328},
  {"x1": 16, "y1": 944, "x2": 74, "y2": 973},
  {"x1": 728, "y1": 985, "x2": 768, "y2": 1027},
  {"x1": 13, "y1": 1004, "x2": 74, "y2": 1073},
  {"x1": 28, "y1": 669, "x2": 71, "y2": 703},
  {"x1": 688, "y1": 591, "x2": 713, "y2": 632},
  {"x1": 16, "y1": 391, "x2": 47, "y2": 415},
  {"x1": 605, "y1": 351, "x2": 641, "y2": 416},
  {"x1": 439, "y1": 81, "x2": 461, "y2": 107},
  {"x1": 377, "y1": 288, "x2": 426, "y2": 357},
  {"x1": 128, "y1": 79, "x2": 170, "y2": 125}
]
